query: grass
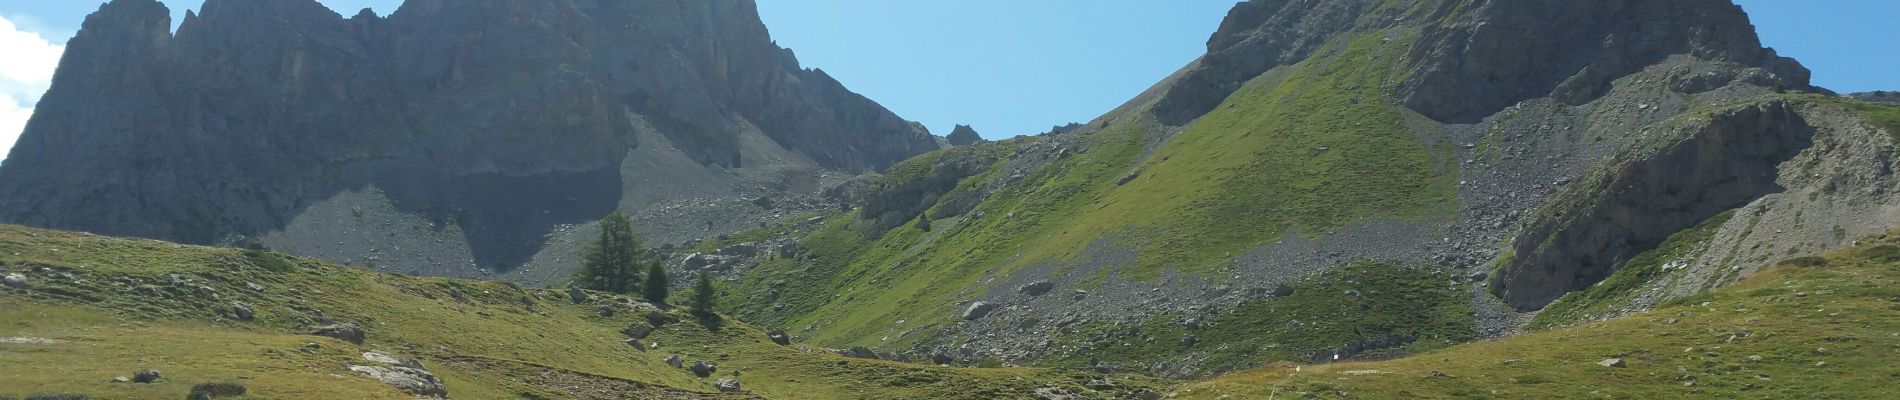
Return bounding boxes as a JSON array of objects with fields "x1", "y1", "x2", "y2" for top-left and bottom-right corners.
[
  {"x1": 1171, "y1": 234, "x2": 1900, "y2": 399},
  {"x1": 1527, "y1": 210, "x2": 1736, "y2": 329},
  {"x1": 0, "y1": 225, "x2": 1167, "y2": 400}
]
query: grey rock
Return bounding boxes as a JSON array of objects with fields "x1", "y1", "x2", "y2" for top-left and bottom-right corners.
[
  {"x1": 623, "y1": 322, "x2": 655, "y2": 339},
  {"x1": 666, "y1": 354, "x2": 684, "y2": 369},
  {"x1": 352, "y1": 352, "x2": 446, "y2": 398},
  {"x1": 111, "y1": 376, "x2": 129, "y2": 383},
  {"x1": 568, "y1": 286, "x2": 586, "y2": 304},
  {"x1": 839, "y1": 346, "x2": 880, "y2": 360},
  {"x1": 767, "y1": 330, "x2": 791, "y2": 346},
  {"x1": 714, "y1": 378, "x2": 742, "y2": 393},
  {"x1": 1599, "y1": 358, "x2": 1626, "y2": 368},
  {"x1": 1019, "y1": 281, "x2": 1055, "y2": 296},
  {"x1": 3, "y1": 273, "x2": 25, "y2": 289},
  {"x1": 962, "y1": 301, "x2": 996, "y2": 320},
  {"x1": 229, "y1": 301, "x2": 255, "y2": 321},
  {"x1": 132, "y1": 369, "x2": 162, "y2": 383},
  {"x1": 690, "y1": 360, "x2": 717, "y2": 377},
  {"x1": 931, "y1": 353, "x2": 954, "y2": 365},
  {"x1": 623, "y1": 338, "x2": 646, "y2": 351},
  {"x1": 596, "y1": 304, "x2": 615, "y2": 317},
  {"x1": 311, "y1": 323, "x2": 366, "y2": 344}
]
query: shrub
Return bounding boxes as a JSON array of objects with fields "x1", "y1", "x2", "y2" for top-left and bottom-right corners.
[
  {"x1": 1777, "y1": 256, "x2": 1829, "y2": 268},
  {"x1": 1857, "y1": 245, "x2": 1900, "y2": 263},
  {"x1": 186, "y1": 381, "x2": 246, "y2": 399}
]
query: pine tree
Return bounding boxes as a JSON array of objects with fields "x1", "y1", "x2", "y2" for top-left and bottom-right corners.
[
  {"x1": 574, "y1": 212, "x2": 645, "y2": 294},
  {"x1": 642, "y1": 259, "x2": 669, "y2": 305},
  {"x1": 690, "y1": 270, "x2": 717, "y2": 316}
]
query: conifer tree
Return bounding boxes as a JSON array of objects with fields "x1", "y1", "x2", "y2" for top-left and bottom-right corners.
[
  {"x1": 574, "y1": 212, "x2": 645, "y2": 294},
  {"x1": 690, "y1": 270, "x2": 717, "y2": 316},
  {"x1": 642, "y1": 259, "x2": 669, "y2": 305}
]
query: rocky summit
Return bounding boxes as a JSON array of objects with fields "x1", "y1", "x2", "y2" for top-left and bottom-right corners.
[
  {"x1": 2, "y1": 0, "x2": 1898, "y2": 399},
  {"x1": 0, "y1": 0, "x2": 939, "y2": 283}
]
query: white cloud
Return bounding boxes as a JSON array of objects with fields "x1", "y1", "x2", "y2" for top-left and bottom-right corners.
[{"x1": 0, "y1": 15, "x2": 64, "y2": 162}]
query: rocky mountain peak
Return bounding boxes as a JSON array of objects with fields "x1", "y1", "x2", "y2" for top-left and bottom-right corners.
[
  {"x1": 0, "y1": 0, "x2": 941, "y2": 280},
  {"x1": 946, "y1": 125, "x2": 985, "y2": 146},
  {"x1": 1157, "y1": 0, "x2": 1813, "y2": 125}
]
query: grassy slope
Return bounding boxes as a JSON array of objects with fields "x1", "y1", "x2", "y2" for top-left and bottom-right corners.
[
  {"x1": 0, "y1": 225, "x2": 1165, "y2": 400},
  {"x1": 731, "y1": 17, "x2": 1459, "y2": 353},
  {"x1": 1174, "y1": 236, "x2": 1900, "y2": 399}
]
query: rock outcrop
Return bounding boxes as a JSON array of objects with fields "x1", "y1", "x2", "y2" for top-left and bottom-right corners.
[
  {"x1": 0, "y1": 0, "x2": 940, "y2": 282},
  {"x1": 946, "y1": 125, "x2": 986, "y2": 146}
]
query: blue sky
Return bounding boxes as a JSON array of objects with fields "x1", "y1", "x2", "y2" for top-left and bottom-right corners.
[{"x1": 0, "y1": 0, "x2": 1895, "y2": 160}]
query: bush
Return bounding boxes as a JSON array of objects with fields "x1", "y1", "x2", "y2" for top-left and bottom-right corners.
[
  {"x1": 1778, "y1": 256, "x2": 1829, "y2": 268},
  {"x1": 24, "y1": 395, "x2": 90, "y2": 400},
  {"x1": 186, "y1": 381, "x2": 246, "y2": 399},
  {"x1": 1857, "y1": 245, "x2": 1900, "y2": 263}
]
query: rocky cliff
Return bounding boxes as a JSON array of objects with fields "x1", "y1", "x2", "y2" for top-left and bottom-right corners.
[
  {"x1": 0, "y1": 0, "x2": 940, "y2": 281},
  {"x1": 706, "y1": 0, "x2": 1900, "y2": 379}
]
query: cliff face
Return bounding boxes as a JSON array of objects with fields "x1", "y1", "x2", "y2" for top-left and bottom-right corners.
[{"x1": 0, "y1": 0, "x2": 938, "y2": 278}]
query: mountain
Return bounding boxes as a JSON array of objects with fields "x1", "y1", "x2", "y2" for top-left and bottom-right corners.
[
  {"x1": 696, "y1": 0, "x2": 1900, "y2": 379},
  {"x1": 0, "y1": 0, "x2": 940, "y2": 283}
]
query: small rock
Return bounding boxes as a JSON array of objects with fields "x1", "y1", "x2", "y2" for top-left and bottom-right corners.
[
  {"x1": 1746, "y1": 355, "x2": 1763, "y2": 362},
  {"x1": 132, "y1": 369, "x2": 163, "y2": 383},
  {"x1": 623, "y1": 338, "x2": 646, "y2": 351},
  {"x1": 666, "y1": 354, "x2": 684, "y2": 369},
  {"x1": 932, "y1": 353, "x2": 954, "y2": 365},
  {"x1": 311, "y1": 323, "x2": 366, "y2": 344},
  {"x1": 767, "y1": 330, "x2": 791, "y2": 346},
  {"x1": 245, "y1": 282, "x2": 266, "y2": 292},
  {"x1": 1814, "y1": 361, "x2": 1828, "y2": 368},
  {"x1": 3, "y1": 273, "x2": 25, "y2": 289},
  {"x1": 690, "y1": 361, "x2": 717, "y2": 377},
  {"x1": 714, "y1": 378, "x2": 742, "y2": 393},
  {"x1": 112, "y1": 376, "x2": 130, "y2": 383},
  {"x1": 597, "y1": 304, "x2": 616, "y2": 317},
  {"x1": 568, "y1": 286, "x2": 587, "y2": 303},
  {"x1": 962, "y1": 301, "x2": 996, "y2": 320},
  {"x1": 1599, "y1": 358, "x2": 1626, "y2": 368}
]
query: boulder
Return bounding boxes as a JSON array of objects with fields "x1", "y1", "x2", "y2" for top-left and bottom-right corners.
[
  {"x1": 132, "y1": 369, "x2": 163, "y2": 383},
  {"x1": 766, "y1": 330, "x2": 791, "y2": 346},
  {"x1": 311, "y1": 323, "x2": 366, "y2": 344},
  {"x1": 1270, "y1": 284, "x2": 1296, "y2": 297},
  {"x1": 623, "y1": 322, "x2": 655, "y2": 339},
  {"x1": 351, "y1": 352, "x2": 447, "y2": 397},
  {"x1": 962, "y1": 301, "x2": 996, "y2": 320},
  {"x1": 717, "y1": 243, "x2": 758, "y2": 257},
  {"x1": 645, "y1": 310, "x2": 675, "y2": 327},
  {"x1": 596, "y1": 304, "x2": 616, "y2": 317},
  {"x1": 683, "y1": 253, "x2": 711, "y2": 270},
  {"x1": 1599, "y1": 358, "x2": 1626, "y2": 368},
  {"x1": 839, "y1": 346, "x2": 880, "y2": 360},
  {"x1": 229, "y1": 301, "x2": 255, "y2": 321},
  {"x1": 690, "y1": 360, "x2": 717, "y2": 377},
  {"x1": 665, "y1": 354, "x2": 684, "y2": 369},
  {"x1": 623, "y1": 338, "x2": 646, "y2": 351},
  {"x1": 714, "y1": 378, "x2": 743, "y2": 393},
  {"x1": 3, "y1": 273, "x2": 26, "y2": 288},
  {"x1": 1019, "y1": 281, "x2": 1055, "y2": 296},
  {"x1": 932, "y1": 353, "x2": 954, "y2": 365},
  {"x1": 568, "y1": 286, "x2": 587, "y2": 303}
]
